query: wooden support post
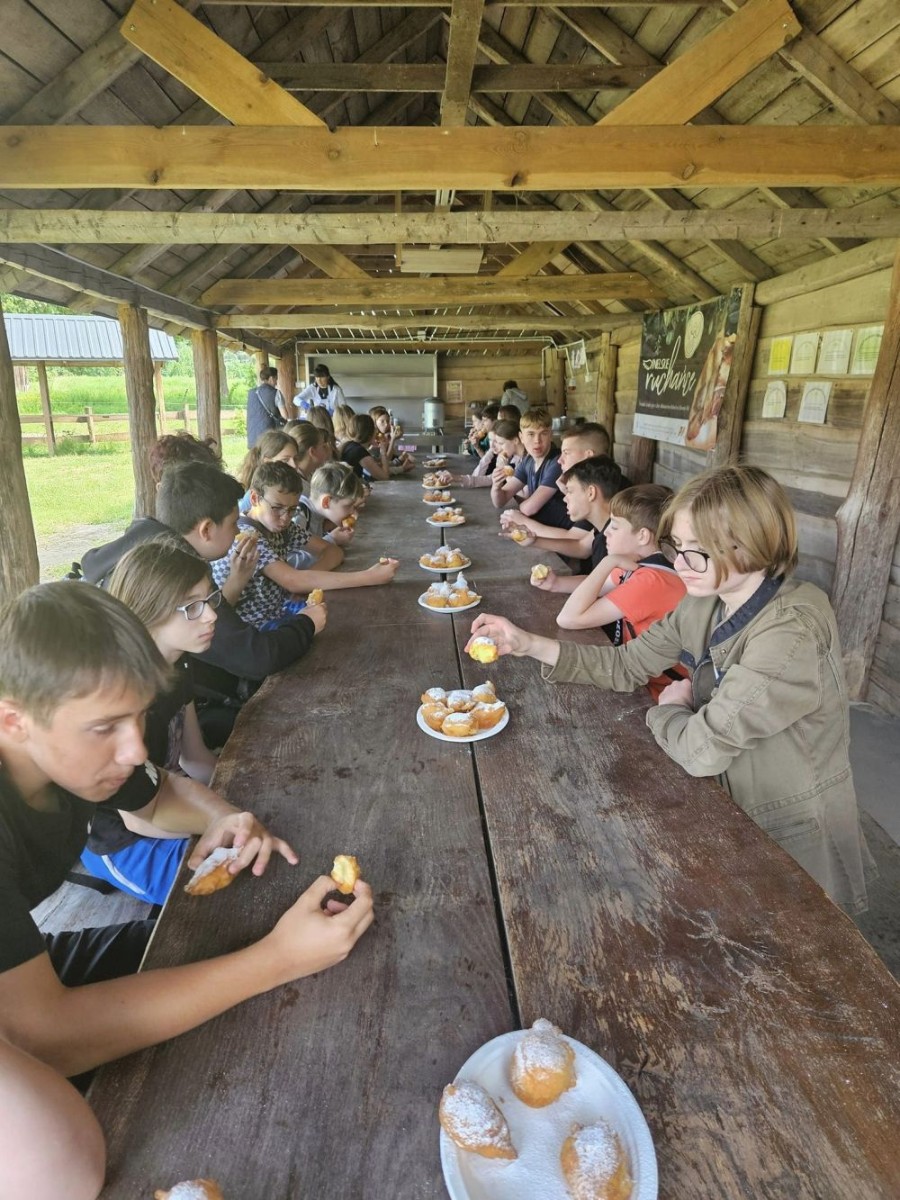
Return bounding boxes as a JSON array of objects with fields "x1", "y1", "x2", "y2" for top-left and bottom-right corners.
[
  {"x1": 84, "y1": 406, "x2": 96, "y2": 444},
  {"x1": 0, "y1": 298, "x2": 40, "y2": 600},
  {"x1": 706, "y1": 284, "x2": 759, "y2": 469},
  {"x1": 277, "y1": 348, "x2": 296, "y2": 420},
  {"x1": 628, "y1": 435, "x2": 657, "y2": 485},
  {"x1": 35, "y1": 362, "x2": 56, "y2": 456},
  {"x1": 117, "y1": 302, "x2": 158, "y2": 519},
  {"x1": 594, "y1": 332, "x2": 617, "y2": 442},
  {"x1": 182, "y1": 406, "x2": 193, "y2": 433},
  {"x1": 254, "y1": 350, "x2": 269, "y2": 374},
  {"x1": 217, "y1": 346, "x2": 229, "y2": 403},
  {"x1": 192, "y1": 328, "x2": 221, "y2": 446},
  {"x1": 832, "y1": 246, "x2": 900, "y2": 699},
  {"x1": 153, "y1": 361, "x2": 167, "y2": 433}
]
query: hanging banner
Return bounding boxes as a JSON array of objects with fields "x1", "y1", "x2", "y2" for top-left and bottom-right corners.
[{"x1": 634, "y1": 288, "x2": 742, "y2": 451}]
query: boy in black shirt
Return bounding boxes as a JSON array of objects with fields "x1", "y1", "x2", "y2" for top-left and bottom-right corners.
[{"x1": 0, "y1": 583, "x2": 373, "y2": 1080}]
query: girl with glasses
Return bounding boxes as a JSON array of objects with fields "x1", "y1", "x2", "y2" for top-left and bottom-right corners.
[
  {"x1": 79, "y1": 540, "x2": 223, "y2": 904},
  {"x1": 468, "y1": 464, "x2": 872, "y2": 915}
]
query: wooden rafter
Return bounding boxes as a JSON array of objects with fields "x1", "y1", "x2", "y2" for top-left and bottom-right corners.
[
  {"x1": 595, "y1": 0, "x2": 800, "y2": 127},
  {"x1": 441, "y1": 0, "x2": 486, "y2": 126},
  {"x1": 201, "y1": 0, "x2": 721, "y2": 5},
  {"x1": 120, "y1": 0, "x2": 324, "y2": 126},
  {"x1": 550, "y1": 3, "x2": 862, "y2": 255},
  {"x1": 201, "y1": 274, "x2": 662, "y2": 306}
]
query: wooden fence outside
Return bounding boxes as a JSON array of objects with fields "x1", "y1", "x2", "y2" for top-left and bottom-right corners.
[{"x1": 19, "y1": 405, "x2": 245, "y2": 453}]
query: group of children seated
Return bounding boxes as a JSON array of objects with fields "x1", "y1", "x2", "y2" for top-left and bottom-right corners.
[{"x1": 0, "y1": 396, "x2": 877, "y2": 1199}]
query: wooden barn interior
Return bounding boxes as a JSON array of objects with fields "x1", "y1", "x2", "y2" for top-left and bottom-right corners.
[{"x1": 0, "y1": 0, "x2": 899, "y2": 714}]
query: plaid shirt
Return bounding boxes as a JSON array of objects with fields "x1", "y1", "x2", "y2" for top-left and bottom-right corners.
[{"x1": 211, "y1": 517, "x2": 311, "y2": 629}]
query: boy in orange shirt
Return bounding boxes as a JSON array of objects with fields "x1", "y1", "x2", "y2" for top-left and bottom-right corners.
[{"x1": 556, "y1": 484, "x2": 687, "y2": 699}]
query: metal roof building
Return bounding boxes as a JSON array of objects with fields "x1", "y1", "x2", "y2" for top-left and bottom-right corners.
[{"x1": 4, "y1": 313, "x2": 178, "y2": 363}]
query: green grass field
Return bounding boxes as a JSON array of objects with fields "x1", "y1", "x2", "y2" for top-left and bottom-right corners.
[
  {"x1": 24, "y1": 435, "x2": 249, "y2": 539},
  {"x1": 16, "y1": 374, "x2": 252, "y2": 415}
]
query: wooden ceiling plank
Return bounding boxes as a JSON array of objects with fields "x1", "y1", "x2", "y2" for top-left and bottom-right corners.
[
  {"x1": 776, "y1": 25, "x2": 900, "y2": 124},
  {"x1": 202, "y1": 273, "x2": 663, "y2": 306},
  {"x1": 596, "y1": 0, "x2": 801, "y2": 126},
  {"x1": 120, "y1": 0, "x2": 325, "y2": 126},
  {"x1": 441, "y1": 0, "x2": 486, "y2": 126},
  {"x1": 199, "y1": 0, "x2": 720, "y2": 6},
  {"x1": 264, "y1": 62, "x2": 660, "y2": 92}
]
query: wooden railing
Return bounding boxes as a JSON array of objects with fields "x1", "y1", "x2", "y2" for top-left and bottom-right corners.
[{"x1": 19, "y1": 406, "x2": 244, "y2": 453}]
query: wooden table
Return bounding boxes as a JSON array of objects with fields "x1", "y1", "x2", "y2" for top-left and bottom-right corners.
[{"x1": 91, "y1": 471, "x2": 900, "y2": 1199}]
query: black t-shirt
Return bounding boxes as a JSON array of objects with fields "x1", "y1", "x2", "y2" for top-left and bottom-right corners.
[
  {"x1": 87, "y1": 658, "x2": 195, "y2": 857},
  {"x1": 0, "y1": 764, "x2": 160, "y2": 974},
  {"x1": 340, "y1": 440, "x2": 369, "y2": 477}
]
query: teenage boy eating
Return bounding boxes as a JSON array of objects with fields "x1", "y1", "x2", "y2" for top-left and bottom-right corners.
[
  {"x1": 491, "y1": 407, "x2": 569, "y2": 528},
  {"x1": 500, "y1": 422, "x2": 619, "y2": 545},
  {"x1": 513, "y1": 456, "x2": 626, "y2": 585},
  {"x1": 0, "y1": 582, "x2": 374, "y2": 1078}
]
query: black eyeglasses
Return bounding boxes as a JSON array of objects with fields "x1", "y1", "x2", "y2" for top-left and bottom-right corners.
[
  {"x1": 659, "y1": 538, "x2": 712, "y2": 573},
  {"x1": 262, "y1": 497, "x2": 299, "y2": 518},
  {"x1": 176, "y1": 589, "x2": 223, "y2": 621}
]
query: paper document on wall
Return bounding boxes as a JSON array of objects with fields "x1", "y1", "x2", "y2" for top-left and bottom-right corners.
[
  {"x1": 767, "y1": 336, "x2": 793, "y2": 375},
  {"x1": 789, "y1": 332, "x2": 819, "y2": 376},
  {"x1": 850, "y1": 326, "x2": 883, "y2": 375},
  {"x1": 798, "y1": 381, "x2": 832, "y2": 424},
  {"x1": 816, "y1": 329, "x2": 852, "y2": 375},
  {"x1": 761, "y1": 380, "x2": 787, "y2": 419}
]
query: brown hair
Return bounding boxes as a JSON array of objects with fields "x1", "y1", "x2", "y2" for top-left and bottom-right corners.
[
  {"x1": 149, "y1": 433, "x2": 221, "y2": 484},
  {"x1": 658, "y1": 465, "x2": 798, "y2": 583},
  {"x1": 493, "y1": 418, "x2": 521, "y2": 442},
  {"x1": 284, "y1": 420, "x2": 325, "y2": 462},
  {"x1": 520, "y1": 407, "x2": 551, "y2": 431},
  {"x1": 238, "y1": 430, "x2": 299, "y2": 489},
  {"x1": 610, "y1": 484, "x2": 673, "y2": 537},
  {"x1": 348, "y1": 412, "x2": 376, "y2": 444},
  {"x1": 108, "y1": 538, "x2": 212, "y2": 632},
  {"x1": 250, "y1": 460, "x2": 303, "y2": 498},
  {"x1": 0, "y1": 581, "x2": 171, "y2": 723},
  {"x1": 306, "y1": 405, "x2": 336, "y2": 452}
]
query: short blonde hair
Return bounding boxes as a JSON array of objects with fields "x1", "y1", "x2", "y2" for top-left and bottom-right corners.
[
  {"x1": 659, "y1": 465, "x2": 798, "y2": 584},
  {"x1": 520, "y1": 407, "x2": 551, "y2": 432}
]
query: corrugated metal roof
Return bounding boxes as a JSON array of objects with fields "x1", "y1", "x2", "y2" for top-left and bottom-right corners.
[{"x1": 3, "y1": 314, "x2": 178, "y2": 363}]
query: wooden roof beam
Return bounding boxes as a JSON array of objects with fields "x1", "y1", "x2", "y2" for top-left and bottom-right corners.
[
  {"x1": 201, "y1": 0, "x2": 720, "y2": 5},
  {"x1": 262, "y1": 62, "x2": 659, "y2": 93},
  {"x1": 441, "y1": 0, "x2": 485, "y2": 127},
  {"x1": 202, "y1": 274, "x2": 662, "y2": 306},
  {"x1": 214, "y1": 313, "x2": 635, "y2": 331},
  {"x1": 596, "y1": 0, "x2": 799, "y2": 126},
  {"x1": 3, "y1": 126, "x2": 898, "y2": 191}
]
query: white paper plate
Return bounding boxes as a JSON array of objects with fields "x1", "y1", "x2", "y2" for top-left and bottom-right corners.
[
  {"x1": 418, "y1": 557, "x2": 472, "y2": 573},
  {"x1": 426, "y1": 515, "x2": 466, "y2": 528},
  {"x1": 418, "y1": 593, "x2": 481, "y2": 614},
  {"x1": 423, "y1": 496, "x2": 456, "y2": 506},
  {"x1": 440, "y1": 1031, "x2": 657, "y2": 1200},
  {"x1": 416, "y1": 705, "x2": 509, "y2": 744}
]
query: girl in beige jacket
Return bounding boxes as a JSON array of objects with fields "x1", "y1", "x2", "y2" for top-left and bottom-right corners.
[{"x1": 468, "y1": 465, "x2": 873, "y2": 914}]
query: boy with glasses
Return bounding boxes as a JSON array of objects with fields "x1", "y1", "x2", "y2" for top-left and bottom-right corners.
[
  {"x1": 212, "y1": 461, "x2": 398, "y2": 629},
  {"x1": 81, "y1": 461, "x2": 324, "y2": 741}
]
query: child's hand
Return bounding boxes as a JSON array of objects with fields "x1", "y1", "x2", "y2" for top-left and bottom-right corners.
[
  {"x1": 190, "y1": 811, "x2": 299, "y2": 879},
  {"x1": 267, "y1": 876, "x2": 375, "y2": 983},
  {"x1": 491, "y1": 464, "x2": 511, "y2": 487},
  {"x1": 436, "y1": 470, "x2": 454, "y2": 486},
  {"x1": 228, "y1": 533, "x2": 259, "y2": 587},
  {"x1": 530, "y1": 568, "x2": 558, "y2": 591},
  {"x1": 366, "y1": 558, "x2": 399, "y2": 584},
  {"x1": 656, "y1": 678, "x2": 693, "y2": 709},
  {"x1": 330, "y1": 526, "x2": 353, "y2": 547},
  {"x1": 304, "y1": 602, "x2": 327, "y2": 634},
  {"x1": 501, "y1": 524, "x2": 535, "y2": 547}
]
